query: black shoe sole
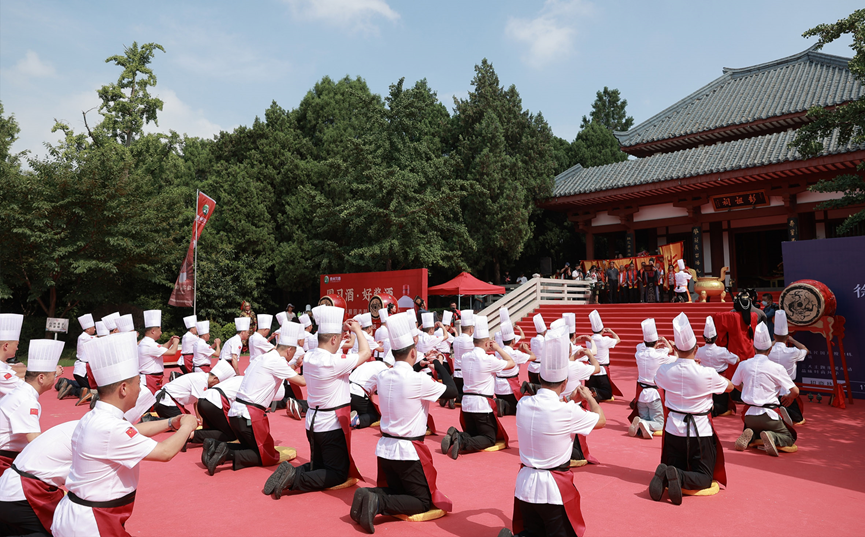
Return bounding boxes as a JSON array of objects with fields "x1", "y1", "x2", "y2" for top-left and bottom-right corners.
[
  {"x1": 263, "y1": 462, "x2": 290, "y2": 495},
  {"x1": 271, "y1": 463, "x2": 296, "y2": 500},
  {"x1": 350, "y1": 488, "x2": 370, "y2": 523},
  {"x1": 449, "y1": 435, "x2": 461, "y2": 460},
  {"x1": 666, "y1": 466, "x2": 682, "y2": 505},
  {"x1": 359, "y1": 492, "x2": 379, "y2": 534},
  {"x1": 649, "y1": 463, "x2": 667, "y2": 501}
]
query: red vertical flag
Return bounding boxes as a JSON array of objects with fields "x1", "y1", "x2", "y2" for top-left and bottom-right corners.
[{"x1": 168, "y1": 192, "x2": 216, "y2": 307}]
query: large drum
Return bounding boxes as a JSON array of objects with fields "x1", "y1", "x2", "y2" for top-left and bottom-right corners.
[
  {"x1": 368, "y1": 293, "x2": 399, "y2": 327},
  {"x1": 318, "y1": 294, "x2": 347, "y2": 319},
  {"x1": 779, "y1": 279, "x2": 836, "y2": 326}
]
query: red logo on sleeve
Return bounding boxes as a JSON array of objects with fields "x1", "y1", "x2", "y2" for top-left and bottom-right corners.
[
  {"x1": 3, "y1": 373, "x2": 11, "y2": 380},
  {"x1": 125, "y1": 427, "x2": 138, "y2": 438},
  {"x1": 30, "y1": 408, "x2": 39, "y2": 415}
]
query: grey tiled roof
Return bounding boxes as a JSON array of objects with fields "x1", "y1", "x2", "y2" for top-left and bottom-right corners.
[
  {"x1": 553, "y1": 128, "x2": 863, "y2": 198},
  {"x1": 615, "y1": 46, "x2": 863, "y2": 148}
]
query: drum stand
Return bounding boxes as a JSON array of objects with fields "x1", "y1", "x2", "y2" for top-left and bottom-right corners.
[{"x1": 790, "y1": 315, "x2": 852, "y2": 409}]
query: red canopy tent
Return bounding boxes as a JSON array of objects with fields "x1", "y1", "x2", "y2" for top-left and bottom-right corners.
[{"x1": 427, "y1": 272, "x2": 506, "y2": 309}]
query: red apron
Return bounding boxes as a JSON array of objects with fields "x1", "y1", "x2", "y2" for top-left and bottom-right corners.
[
  {"x1": 0, "y1": 451, "x2": 18, "y2": 474},
  {"x1": 85, "y1": 363, "x2": 97, "y2": 389},
  {"x1": 182, "y1": 354, "x2": 194, "y2": 372},
  {"x1": 512, "y1": 465, "x2": 586, "y2": 537},
  {"x1": 627, "y1": 382, "x2": 665, "y2": 423},
  {"x1": 289, "y1": 382, "x2": 305, "y2": 401},
  {"x1": 332, "y1": 405, "x2": 364, "y2": 481},
  {"x1": 158, "y1": 391, "x2": 191, "y2": 415},
  {"x1": 244, "y1": 402, "x2": 281, "y2": 467},
  {"x1": 376, "y1": 440, "x2": 453, "y2": 512},
  {"x1": 15, "y1": 465, "x2": 64, "y2": 533},
  {"x1": 144, "y1": 374, "x2": 163, "y2": 396},
  {"x1": 741, "y1": 404, "x2": 798, "y2": 442},
  {"x1": 661, "y1": 407, "x2": 727, "y2": 486},
  {"x1": 441, "y1": 353, "x2": 454, "y2": 376},
  {"x1": 68, "y1": 491, "x2": 136, "y2": 537},
  {"x1": 458, "y1": 398, "x2": 509, "y2": 448},
  {"x1": 575, "y1": 401, "x2": 599, "y2": 465},
  {"x1": 197, "y1": 362, "x2": 212, "y2": 373},
  {"x1": 605, "y1": 365, "x2": 624, "y2": 397},
  {"x1": 506, "y1": 376, "x2": 523, "y2": 401}
]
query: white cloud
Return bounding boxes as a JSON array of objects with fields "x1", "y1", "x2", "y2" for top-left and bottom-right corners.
[
  {"x1": 146, "y1": 88, "x2": 224, "y2": 140},
  {"x1": 505, "y1": 0, "x2": 594, "y2": 67},
  {"x1": 10, "y1": 50, "x2": 56, "y2": 79},
  {"x1": 284, "y1": 0, "x2": 399, "y2": 33}
]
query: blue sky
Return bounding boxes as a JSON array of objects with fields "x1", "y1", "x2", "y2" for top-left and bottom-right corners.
[{"x1": 1, "y1": 1, "x2": 860, "y2": 159}]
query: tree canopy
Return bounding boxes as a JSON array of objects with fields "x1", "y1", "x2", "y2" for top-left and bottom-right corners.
[{"x1": 580, "y1": 86, "x2": 635, "y2": 132}]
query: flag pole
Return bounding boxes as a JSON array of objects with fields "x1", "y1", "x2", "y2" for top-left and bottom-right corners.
[{"x1": 194, "y1": 190, "x2": 199, "y2": 316}]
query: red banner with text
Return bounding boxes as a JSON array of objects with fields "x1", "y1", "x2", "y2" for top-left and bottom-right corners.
[
  {"x1": 169, "y1": 192, "x2": 217, "y2": 307},
  {"x1": 320, "y1": 269, "x2": 428, "y2": 318}
]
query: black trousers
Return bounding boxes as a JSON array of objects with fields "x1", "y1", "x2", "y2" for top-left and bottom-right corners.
[
  {"x1": 496, "y1": 393, "x2": 518, "y2": 416},
  {"x1": 154, "y1": 403, "x2": 182, "y2": 419},
  {"x1": 350, "y1": 393, "x2": 380, "y2": 429},
  {"x1": 454, "y1": 376, "x2": 464, "y2": 401},
  {"x1": 367, "y1": 457, "x2": 432, "y2": 516},
  {"x1": 515, "y1": 498, "x2": 578, "y2": 537},
  {"x1": 192, "y1": 399, "x2": 236, "y2": 444},
  {"x1": 571, "y1": 435, "x2": 585, "y2": 461},
  {"x1": 292, "y1": 428, "x2": 351, "y2": 492},
  {"x1": 711, "y1": 392, "x2": 731, "y2": 416},
  {"x1": 528, "y1": 371, "x2": 540, "y2": 385},
  {"x1": 785, "y1": 398, "x2": 804, "y2": 423},
  {"x1": 585, "y1": 374, "x2": 613, "y2": 401},
  {"x1": 0, "y1": 499, "x2": 50, "y2": 536},
  {"x1": 227, "y1": 415, "x2": 265, "y2": 470},
  {"x1": 608, "y1": 282, "x2": 618, "y2": 303},
  {"x1": 457, "y1": 411, "x2": 498, "y2": 452},
  {"x1": 661, "y1": 432, "x2": 716, "y2": 491}
]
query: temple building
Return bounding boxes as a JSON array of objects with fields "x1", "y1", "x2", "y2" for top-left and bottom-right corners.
[{"x1": 543, "y1": 46, "x2": 865, "y2": 289}]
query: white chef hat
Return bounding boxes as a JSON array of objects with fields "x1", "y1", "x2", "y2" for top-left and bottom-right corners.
[
  {"x1": 378, "y1": 308, "x2": 389, "y2": 323},
  {"x1": 641, "y1": 318, "x2": 658, "y2": 343},
  {"x1": 530, "y1": 332, "x2": 544, "y2": 357},
  {"x1": 541, "y1": 328, "x2": 569, "y2": 383},
  {"x1": 421, "y1": 312, "x2": 435, "y2": 329},
  {"x1": 102, "y1": 313, "x2": 119, "y2": 331},
  {"x1": 494, "y1": 330, "x2": 503, "y2": 348},
  {"x1": 387, "y1": 312, "x2": 415, "y2": 351},
  {"x1": 442, "y1": 310, "x2": 453, "y2": 326},
  {"x1": 124, "y1": 385, "x2": 155, "y2": 424},
  {"x1": 183, "y1": 315, "x2": 197, "y2": 329},
  {"x1": 278, "y1": 321, "x2": 304, "y2": 348},
  {"x1": 275, "y1": 312, "x2": 288, "y2": 327},
  {"x1": 0, "y1": 313, "x2": 24, "y2": 341},
  {"x1": 143, "y1": 310, "x2": 161, "y2": 328},
  {"x1": 563, "y1": 312, "x2": 576, "y2": 334},
  {"x1": 299, "y1": 313, "x2": 312, "y2": 328},
  {"x1": 409, "y1": 314, "x2": 418, "y2": 329},
  {"x1": 589, "y1": 310, "x2": 603, "y2": 333},
  {"x1": 78, "y1": 314, "x2": 95, "y2": 330},
  {"x1": 312, "y1": 305, "x2": 344, "y2": 334},
  {"x1": 500, "y1": 320, "x2": 515, "y2": 342},
  {"x1": 704, "y1": 316, "x2": 717, "y2": 338},
  {"x1": 499, "y1": 307, "x2": 510, "y2": 326},
  {"x1": 434, "y1": 327, "x2": 443, "y2": 338},
  {"x1": 234, "y1": 317, "x2": 251, "y2": 332},
  {"x1": 550, "y1": 318, "x2": 566, "y2": 331},
  {"x1": 473, "y1": 316, "x2": 489, "y2": 340},
  {"x1": 755, "y1": 322, "x2": 772, "y2": 351},
  {"x1": 672, "y1": 312, "x2": 696, "y2": 351},
  {"x1": 258, "y1": 314, "x2": 273, "y2": 330},
  {"x1": 383, "y1": 350, "x2": 395, "y2": 366},
  {"x1": 211, "y1": 359, "x2": 236, "y2": 382},
  {"x1": 91, "y1": 332, "x2": 140, "y2": 386},
  {"x1": 27, "y1": 339, "x2": 64, "y2": 372},
  {"x1": 196, "y1": 321, "x2": 210, "y2": 335},
  {"x1": 677, "y1": 259, "x2": 685, "y2": 271},
  {"x1": 460, "y1": 310, "x2": 475, "y2": 327},
  {"x1": 95, "y1": 321, "x2": 109, "y2": 337},
  {"x1": 358, "y1": 313, "x2": 373, "y2": 328},
  {"x1": 774, "y1": 310, "x2": 789, "y2": 336},
  {"x1": 533, "y1": 314, "x2": 546, "y2": 335},
  {"x1": 115, "y1": 314, "x2": 135, "y2": 333}
]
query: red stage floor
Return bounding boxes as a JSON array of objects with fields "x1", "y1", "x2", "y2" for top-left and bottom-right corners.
[{"x1": 39, "y1": 362, "x2": 863, "y2": 537}]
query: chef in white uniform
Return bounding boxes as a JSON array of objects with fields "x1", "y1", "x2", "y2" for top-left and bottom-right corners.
[
  {"x1": 673, "y1": 259, "x2": 691, "y2": 302},
  {"x1": 493, "y1": 319, "x2": 535, "y2": 417},
  {"x1": 179, "y1": 315, "x2": 198, "y2": 373},
  {"x1": 59, "y1": 314, "x2": 96, "y2": 400},
  {"x1": 451, "y1": 310, "x2": 475, "y2": 403},
  {"x1": 349, "y1": 352, "x2": 392, "y2": 430},
  {"x1": 191, "y1": 321, "x2": 221, "y2": 373},
  {"x1": 585, "y1": 310, "x2": 620, "y2": 401},
  {"x1": 629, "y1": 319, "x2": 677, "y2": 439},
  {"x1": 766, "y1": 311, "x2": 808, "y2": 424},
  {"x1": 299, "y1": 313, "x2": 318, "y2": 352},
  {"x1": 0, "y1": 314, "x2": 25, "y2": 400},
  {"x1": 248, "y1": 314, "x2": 275, "y2": 363},
  {"x1": 154, "y1": 359, "x2": 235, "y2": 420},
  {"x1": 695, "y1": 316, "x2": 739, "y2": 416},
  {"x1": 219, "y1": 317, "x2": 249, "y2": 374},
  {"x1": 51, "y1": 332, "x2": 197, "y2": 537},
  {"x1": 525, "y1": 314, "x2": 546, "y2": 388},
  {"x1": 138, "y1": 310, "x2": 180, "y2": 395}
]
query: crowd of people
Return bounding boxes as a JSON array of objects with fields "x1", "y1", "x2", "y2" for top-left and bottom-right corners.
[{"x1": 0, "y1": 289, "x2": 808, "y2": 536}]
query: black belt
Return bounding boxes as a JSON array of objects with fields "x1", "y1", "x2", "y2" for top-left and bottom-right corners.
[
  {"x1": 212, "y1": 387, "x2": 229, "y2": 404},
  {"x1": 181, "y1": 353, "x2": 193, "y2": 357},
  {"x1": 638, "y1": 382, "x2": 658, "y2": 390},
  {"x1": 68, "y1": 490, "x2": 136, "y2": 508},
  {"x1": 11, "y1": 463, "x2": 40, "y2": 481},
  {"x1": 497, "y1": 374, "x2": 519, "y2": 379},
  {"x1": 462, "y1": 392, "x2": 493, "y2": 398},
  {"x1": 237, "y1": 398, "x2": 267, "y2": 412},
  {"x1": 667, "y1": 407, "x2": 712, "y2": 471},
  {"x1": 0, "y1": 449, "x2": 20, "y2": 459},
  {"x1": 526, "y1": 462, "x2": 570, "y2": 472},
  {"x1": 382, "y1": 432, "x2": 425, "y2": 442}
]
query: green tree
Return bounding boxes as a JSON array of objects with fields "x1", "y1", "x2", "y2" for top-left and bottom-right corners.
[
  {"x1": 580, "y1": 86, "x2": 634, "y2": 131},
  {"x1": 0, "y1": 102, "x2": 23, "y2": 173},
  {"x1": 571, "y1": 121, "x2": 629, "y2": 168},
  {"x1": 790, "y1": 9, "x2": 865, "y2": 235}
]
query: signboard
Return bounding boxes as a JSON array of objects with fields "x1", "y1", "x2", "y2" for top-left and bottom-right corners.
[
  {"x1": 46, "y1": 318, "x2": 69, "y2": 333},
  {"x1": 710, "y1": 190, "x2": 768, "y2": 211},
  {"x1": 782, "y1": 236, "x2": 865, "y2": 399},
  {"x1": 320, "y1": 269, "x2": 428, "y2": 318}
]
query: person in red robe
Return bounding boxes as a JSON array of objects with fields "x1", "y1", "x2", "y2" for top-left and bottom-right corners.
[{"x1": 710, "y1": 293, "x2": 759, "y2": 404}]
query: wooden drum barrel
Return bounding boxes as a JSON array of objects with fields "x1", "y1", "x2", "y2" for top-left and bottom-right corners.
[
  {"x1": 369, "y1": 293, "x2": 399, "y2": 327},
  {"x1": 779, "y1": 279, "x2": 837, "y2": 326},
  {"x1": 318, "y1": 294, "x2": 347, "y2": 319}
]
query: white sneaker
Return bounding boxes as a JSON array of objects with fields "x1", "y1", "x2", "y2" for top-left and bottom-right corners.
[
  {"x1": 639, "y1": 420, "x2": 653, "y2": 440},
  {"x1": 286, "y1": 399, "x2": 302, "y2": 420},
  {"x1": 628, "y1": 416, "x2": 640, "y2": 437},
  {"x1": 350, "y1": 410, "x2": 360, "y2": 428}
]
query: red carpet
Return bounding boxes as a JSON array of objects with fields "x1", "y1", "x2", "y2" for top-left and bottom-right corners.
[{"x1": 39, "y1": 357, "x2": 863, "y2": 537}]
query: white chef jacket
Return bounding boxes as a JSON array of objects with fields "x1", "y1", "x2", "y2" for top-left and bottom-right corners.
[
  {"x1": 349, "y1": 360, "x2": 388, "y2": 398},
  {"x1": 451, "y1": 334, "x2": 474, "y2": 379},
  {"x1": 656, "y1": 359, "x2": 729, "y2": 437},
  {"x1": 73, "y1": 332, "x2": 96, "y2": 378},
  {"x1": 219, "y1": 334, "x2": 243, "y2": 362},
  {"x1": 303, "y1": 332, "x2": 318, "y2": 352},
  {"x1": 192, "y1": 338, "x2": 217, "y2": 371},
  {"x1": 674, "y1": 270, "x2": 691, "y2": 293},
  {"x1": 52, "y1": 402, "x2": 157, "y2": 537},
  {"x1": 202, "y1": 376, "x2": 244, "y2": 408},
  {"x1": 126, "y1": 377, "x2": 156, "y2": 425},
  {"x1": 416, "y1": 332, "x2": 445, "y2": 355},
  {"x1": 229, "y1": 351, "x2": 297, "y2": 420},
  {"x1": 635, "y1": 343, "x2": 677, "y2": 403},
  {"x1": 367, "y1": 361, "x2": 446, "y2": 460},
  {"x1": 0, "y1": 382, "x2": 41, "y2": 452},
  {"x1": 302, "y1": 347, "x2": 358, "y2": 433},
  {"x1": 350, "y1": 331, "x2": 378, "y2": 354},
  {"x1": 180, "y1": 330, "x2": 198, "y2": 355},
  {"x1": 374, "y1": 326, "x2": 389, "y2": 358},
  {"x1": 157, "y1": 372, "x2": 209, "y2": 409},
  {"x1": 461, "y1": 347, "x2": 505, "y2": 413},
  {"x1": 590, "y1": 334, "x2": 617, "y2": 374},
  {"x1": 137, "y1": 336, "x2": 168, "y2": 375},
  {"x1": 563, "y1": 355, "x2": 595, "y2": 396},
  {"x1": 435, "y1": 331, "x2": 454, "y2": 354},
  {"x1": 768, "y1": 342, "x2": 807, "y2": 385},
  {"x1": 494, "y1": 346, "x2": 530, "y2": 395},
  {"x1": 0, "y1": 420, "x2": 77, "y2": 502},
  {"x1": 731, "y1": 355, "x2": 796, "y2": 421},
  {"x1": 695, "y1": 343, "x2": 738, "y2": 373},
  {"x1": 248, "y1": 331, "x2": 275, "y2": 363},
  {"x1": 0, "y1": 361, "x2": 24, "y2": 399},
  {"x1": 528, "y1": 335, "x2": 544, "y2": 374},
  {"x1": 514, "y1": 389, "x2": 599, "y2": 505}
]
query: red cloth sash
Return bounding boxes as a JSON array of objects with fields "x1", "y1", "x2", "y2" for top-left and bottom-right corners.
[
  {"x1": 661, "y1": 406, "x2": 727, "y2": 486},
  {"x1": 18, "y1": 468, "x2": 64, "y2": 532},
  {"x1": 289, "y1": 383, "x2": 304, "y2": 401},
  {"x1": 375, "y1": 441, "x2": 453, "y2": 512},
  {"x1": 442, "y1": 354, "x2": 454, "y2": 376},
  {"x1": 605, "y1": 366, "x2": 624, "y2": 397},
  {"x1": 92, "y1": 502, "x2": 136, "y2": 537},
  {"x1": 458, "y1": 401, "x2": 509, "y2": 448},
  {"x1": 575, "y1": 401, "x2": 600, "y2": 465},
  {"x1": 246, "y1": 403, "x2": 281, "y2": 467},
  {"x1": 332, "y1": 405, "x2": 364, "y2": 481},
  {"x1": 740, "y1": 404, "x2": 798, "y2": 442},
  {"x1": 512, "y1": 465, "x2": 586, "y2": 537},
  {"x1": 182, "y1": 354, "x2": 194, "y2": 372},
  {"x1": 85, "y1": 363, "x2": 97, "y2": 389},
  {"x1": 165, "y1": 392, "x2": 191, "y2": 415},
  {"x1": 507, "y1": 376, "x2": 523, "y2": 401},
  {"x1": 144, "y1": 374, "x2": 163, "y2": 396},
  {"x1": 0, "y1": 453, "x2": 17, "y2": 475}
]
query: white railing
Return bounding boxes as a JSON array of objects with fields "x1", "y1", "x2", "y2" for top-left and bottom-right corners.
[{"x1": 478, "y1": 277, "x2": 591, "y2": 333}]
